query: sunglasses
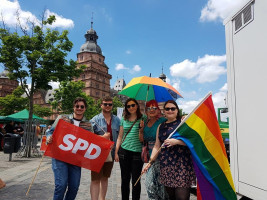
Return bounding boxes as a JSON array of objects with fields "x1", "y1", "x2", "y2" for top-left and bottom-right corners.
[
  {"x1": 103, "y1": 103, "x2": 113, "y2": 107},
  {"x1": 75, "y1": 105, "x2": 85, "y2": 109},
  {"x1": 126, "y1": 104, "x2": 136, "y2": 109},
  {"x1": 146, "y1": 107, "x2": 158, "y2": 111},
  {"x1": 164, "y1": 107, "x2": 177, "y2": 111}
]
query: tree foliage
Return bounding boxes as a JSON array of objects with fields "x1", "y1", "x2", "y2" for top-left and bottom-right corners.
[
  {"x1": 33, "y1": 104, "x2": 52, "y2": 117},
  {"x1": 51, "y1": 81, "x2": 98, "y2": 119},
  {"x1": 0, "y1": 86, "x2": 28, "y2": 116},
  {"x1": 111, "y1": 96, "x2": 124, "y2": 115},
  {"x1": 0, "y1": 14, "x2": 83, "y2": 121}
]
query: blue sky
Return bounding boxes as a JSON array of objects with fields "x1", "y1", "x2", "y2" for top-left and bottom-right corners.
[{"x1": 0, "y1": 0, "x2": 248, "y2": 113}]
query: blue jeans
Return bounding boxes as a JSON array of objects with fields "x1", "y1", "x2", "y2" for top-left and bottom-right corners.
[
  {"x1": 119, "y1": 147, "x2": 144, "y2": 200},
  {"x1": 52, "y1": 159, "x2": 81, "y2": 200}
]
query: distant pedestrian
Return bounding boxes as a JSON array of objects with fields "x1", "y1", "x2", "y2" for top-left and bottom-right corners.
[
  {"x1": 15, "y1": 122, "x2": 24, "y2": 145},
  {"x1": 45, "y1": 125, "x2": 51, "y2": 135},
  {"x1": 90, "y1": 96, "x2": 120, "y2": 200},
  {"x1": 4, "y1": 121, "x2": 16, "y2": 134},
  {"x1": 15, "y1": 122, "x2": 24, "y2": 137},
  {"x1": 47, "y1": 97, "x2": 92, "y2": 200}
]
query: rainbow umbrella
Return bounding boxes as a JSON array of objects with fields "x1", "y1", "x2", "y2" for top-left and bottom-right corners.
[{"x1": 118, "y1": 76, "x2": 182, "y2": 102}]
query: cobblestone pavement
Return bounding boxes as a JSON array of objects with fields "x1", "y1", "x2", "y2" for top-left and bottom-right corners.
[{"x1": 0, "y1": 151, "x2": 197, "y2": 200}]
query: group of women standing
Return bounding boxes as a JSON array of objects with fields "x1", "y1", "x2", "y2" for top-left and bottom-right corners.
[{"x1": 115, "y1": 98, "x2": 196, "y2": 200}]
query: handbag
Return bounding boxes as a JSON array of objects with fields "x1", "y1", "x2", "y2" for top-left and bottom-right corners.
[{"x1": 141, "y1": 142, "x2": 150, "y2": 163}]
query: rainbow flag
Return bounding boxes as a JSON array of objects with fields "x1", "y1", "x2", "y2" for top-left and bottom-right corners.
[{"x1": 171, "y1": 93, "x2": 236, "y2": 200}]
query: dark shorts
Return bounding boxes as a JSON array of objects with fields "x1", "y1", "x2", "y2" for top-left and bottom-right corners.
[{"x1": 91, "y1": 162, "x2": 114, "y2": 181}]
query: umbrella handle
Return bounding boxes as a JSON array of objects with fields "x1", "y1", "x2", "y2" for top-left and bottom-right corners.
[{"x1": 144, "y1": 85, "x2": 150, "y2": 112}]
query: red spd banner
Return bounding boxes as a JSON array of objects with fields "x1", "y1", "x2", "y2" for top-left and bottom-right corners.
[{"x1": 44, "y1": 119, "x2": 114, "y2": 172}]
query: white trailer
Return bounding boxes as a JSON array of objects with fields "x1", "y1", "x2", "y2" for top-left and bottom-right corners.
[{"x1": 224, "y1": 0, "x2": 267, "y2": 199}]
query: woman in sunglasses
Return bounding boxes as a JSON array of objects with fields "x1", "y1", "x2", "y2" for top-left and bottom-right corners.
[
  {"x1": 142, "y1": 100, "x2": 195, "y2": 200},
  {"x1": 139, "y1": 100, "x2": 168, "y2": 200},
  {"x1": 115, "y1": 98, "x2": 144, "y2": 200}
]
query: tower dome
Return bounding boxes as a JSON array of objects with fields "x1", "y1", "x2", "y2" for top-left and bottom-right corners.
[{"x1": 80, "y1": 21, "x2": 102, "y2": 55}]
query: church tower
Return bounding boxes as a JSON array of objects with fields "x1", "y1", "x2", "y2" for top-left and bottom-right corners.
[{"x1": 75, "y1": 20, "x2": 112, "y2": 100}]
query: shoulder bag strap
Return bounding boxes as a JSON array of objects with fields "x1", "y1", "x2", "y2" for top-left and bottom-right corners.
[{"x1": 121, "y1": 119, "x2": 138, "y2": 145}]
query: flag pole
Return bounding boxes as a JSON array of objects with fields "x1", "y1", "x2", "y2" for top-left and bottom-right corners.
[
  {"x1": 167, "y1": 91, "x2": 212, "y2": 139},
  {"x1": 91, "y1": 120, "x2": 105, "y2": 133},
  {"x1": 26, "y1": 153, "x2": 45, "y2": 196},
  {"x1": 134, "y1": 91, "x2": 212, "y2": 186}
]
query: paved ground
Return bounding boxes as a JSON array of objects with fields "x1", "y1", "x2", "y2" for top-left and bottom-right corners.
[{"x1": 0, "y1": 150, "x2": 197, "y2": 200}]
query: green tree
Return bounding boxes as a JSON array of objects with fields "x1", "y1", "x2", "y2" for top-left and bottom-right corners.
[
  {"x1": 0, "y1": 86, "x2": 28, "y2": 115},
  {"x1": 51, "y1": 81, "x2": 98, "y2": 119},
  {"x1": 0, "y1": 15, "x2": 83, "y2": 122},
  {"x1": 33, "y1": 104, "x2": 52, "y2": 118},
  {"x1": 111, "y1": 96, "x2": 124, "y2": 115}
]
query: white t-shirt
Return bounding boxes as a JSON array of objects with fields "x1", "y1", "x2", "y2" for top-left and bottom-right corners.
[{"x1": 73, "y1": 119, "x2": 81, "y2": 127}]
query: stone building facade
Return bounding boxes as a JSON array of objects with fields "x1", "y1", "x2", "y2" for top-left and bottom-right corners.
[
  {"x1": 0, "y1": 70, "x2": 18, "y2": 97},
  {"x1": 74, "y1": 22, "x2": 112, "y2": 100}
]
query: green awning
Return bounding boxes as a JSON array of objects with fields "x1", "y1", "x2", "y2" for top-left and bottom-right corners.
[
  {"x1": 7, "y1": 109, "x2": 47, "y2": 122},
  {"x1": 0, "y1": 116, "x2": 24, "y2": 123}
]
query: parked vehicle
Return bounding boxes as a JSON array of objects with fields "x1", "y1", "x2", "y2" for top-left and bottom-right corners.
[
  {"x1": 217, "y1": 108, "x2": 229, "y2": 161},
  {"x1": 224, "y1": 0, "x2": 267, "y2": 199}
]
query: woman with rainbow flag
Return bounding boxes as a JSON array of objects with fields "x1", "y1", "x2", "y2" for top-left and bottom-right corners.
[{"x1": 142, "y1": 100, "x2": 195, "y2": 200}]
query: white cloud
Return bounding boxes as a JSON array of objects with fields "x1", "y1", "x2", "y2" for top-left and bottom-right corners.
[
  {"x1": 49, "y1": 81, "x2": 60, "y2": 89},
  {"x1": 0, "y1": 0, "x2": 39, "y2": 28},
  {"x1": 178, "y1": 83, "x2": 227, "y2": 115},
  {"x1": 0, "y1": 0, "x2": 74, "y2": 29},
  {"x1": 115, "y1": 63, "x2": 142, "y2": 74},
  {"x1": 220, "y1": 83, "x2": 227, "y2": 92},
  {"x1": 126, "y1": 50, "x2": 131, "y2": 54},
  {"x1": 45, "y1": 10, "x2": 74, "y2": 29},
  {"x1": 200, "y1": 0, "x2": 247, "y2": 22},
  {"x1": 167, "y1": 79, "x2": 181, "y2": 93},
  {"x1": 132, "y1": 65, "x2": 141, "y2": 72},
  {"x1": 212, "y1": 91, "x2": 227, "y2": 109},
  {"x1": 170, "y1": 59, "x2": 198, "y2": 79},
  {"x1": 178, "y1": 99, "x2": 199, "y2": 114},
  {"x1": 170, "y1": 54, "x2": 226, "y2": 83},
  {"x1": 115, "y1": 63, "x2": 128, "y2": 71},
  {"x1": 101, "y1": 8, "x2": 112, "y2": 23}
]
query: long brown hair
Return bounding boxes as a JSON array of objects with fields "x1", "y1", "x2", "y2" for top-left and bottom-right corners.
[{"x1": 123, "y1": 98, "x2": 142, "y2": 120}]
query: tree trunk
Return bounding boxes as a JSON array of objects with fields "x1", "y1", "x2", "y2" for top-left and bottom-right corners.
[{"x1": 25, "y1": 89, "x2": 34, "y2": 157}]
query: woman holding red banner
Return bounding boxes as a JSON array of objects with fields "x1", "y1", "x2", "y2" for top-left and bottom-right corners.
[
  {"x1": 47, "y1": 97, "x2": 93, "y2": 200},
  {"x1": 142, "y1": 100, "x2": 195, "y2": 200},
  {"x1": 114, "y1": 98, "x2": 144, "y2": 200}
]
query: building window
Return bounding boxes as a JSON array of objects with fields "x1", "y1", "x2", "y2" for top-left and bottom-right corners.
[
  {"x1": 80, "y1": 55, "x2": 83, "y2": 61},
  {"x1": 82, "y1": 74, "x2": 85, "y2": 80},
  {"x1": 96, "y1": 83, "x2": 99, "y2": 89}
]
